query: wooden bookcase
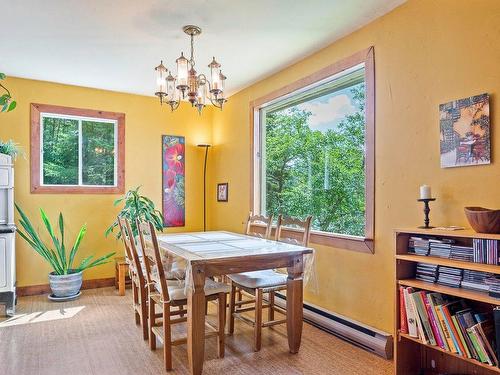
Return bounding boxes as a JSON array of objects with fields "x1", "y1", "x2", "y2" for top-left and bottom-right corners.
[{"x1": 395, "y1": 228, "x2": 500, "y2": 375}]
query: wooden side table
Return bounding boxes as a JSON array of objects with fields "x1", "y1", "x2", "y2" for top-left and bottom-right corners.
[{"x1": 114, "y1": 256, "x2": 130, "y2": 296}]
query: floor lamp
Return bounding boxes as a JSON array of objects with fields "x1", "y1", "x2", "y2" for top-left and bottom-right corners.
[{"x1": 197, "y1": 144, "x2": 211, "y2": 231}]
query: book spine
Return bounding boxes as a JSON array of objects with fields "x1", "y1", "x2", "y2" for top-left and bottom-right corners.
[
  {"x1": 442, "y1": 304, "x2": 466, "y2": 356},
  {"x1": 468, "y1": 327, "x2": 488, "y2": 363},
  {"x1": 399, "y1": 286, "x2": 408, "y2": 334},
  {"x1": 456, "y1": 313, "x2": 478, "y2": 360},
  {"x1": 476, "y1": 323, "x2": 497, "y2": 366},
  {"x1": 410, "y1": 291, "x2": 427, "y2": 344},
  {"x1": 422, "y1": 292, "x2": 444, "y2": 348},
  {"x1": 404, "y1": 288, "x2": 418, "y2": 338},
  {"x1": 451, "y1": 315, "x2": 472, "y2": 358},
  {"x1": 437, "y1": 305, "x2": 458, "y2": 353},
  {"x1": 494, "y1": 308, "x2": 500, "y2": 367},
  {"x1": 413, "y1": 292, "x2": 436, "y2": 346}
]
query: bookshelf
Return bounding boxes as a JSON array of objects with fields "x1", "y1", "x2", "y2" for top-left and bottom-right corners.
[{"x1": 395, "y1": 228, "x2": 500, "y2": 375}]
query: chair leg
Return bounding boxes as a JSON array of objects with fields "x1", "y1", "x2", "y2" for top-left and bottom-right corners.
[
  {"x1": 133, "y1": 282, "x2": 140, "y2": 325},
  {"x1": 149, "y1": 296, "x2": 157, "y2": 350},
  {"x1": 217, "y1": 292, "x2": 226, "y2": 358},
  {"x1": 268, "y1": 291, "x2": 275, "y2": 322},
  {"x1": 140, "y1": 288, "x2": 149, "y2": 341},
  {"x1": 254, "y1": 288, "x2": 263, "y2": 352},
  {"x1": 228, "y1": 281, "x2": 236, "y2": 335},
  {"x1": 163, "y1": 303, "x2": 173, "y2": 371}
]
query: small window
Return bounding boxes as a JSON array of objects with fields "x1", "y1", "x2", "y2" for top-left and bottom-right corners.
[{"x1": 31, "y1": 104, "x2": 125, "y2": 194}]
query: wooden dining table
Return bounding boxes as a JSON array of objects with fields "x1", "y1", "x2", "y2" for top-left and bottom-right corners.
[{"x1": 157, "y1": 231, "x2": 313, "y2": 375}]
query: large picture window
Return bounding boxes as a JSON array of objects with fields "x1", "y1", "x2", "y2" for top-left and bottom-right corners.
[
  {"x1": 31, "y1": 104, "x2": 125, "y2": 194},
  {"x1": 251, "y1": 48, "x2": 374, "y2": 252}
]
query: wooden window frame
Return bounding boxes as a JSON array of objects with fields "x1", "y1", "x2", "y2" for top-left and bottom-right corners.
[
  {"x1": 30, "y1": 103, "x2": 125, "y2": 194},
  {"x1": 250, "y1": 47, "x2": 375, "y2": 253}
]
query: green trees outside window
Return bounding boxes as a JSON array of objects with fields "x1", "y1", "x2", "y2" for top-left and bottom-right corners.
[
  {"x1": 263, "y1": 78, "x2": 366, "y2": 237},
  {"x1": 42, "y1": 116, "x2": 116, "y2": 186}
]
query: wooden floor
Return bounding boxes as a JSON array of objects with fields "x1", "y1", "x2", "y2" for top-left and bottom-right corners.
[{"x1": 0, "y1": 287, "x2": 393, "y2": 375}]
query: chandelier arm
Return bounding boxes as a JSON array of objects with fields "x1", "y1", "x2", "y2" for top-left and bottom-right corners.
[{"x1": 208, "y1": 96, "x2": 223, "y2": 109}]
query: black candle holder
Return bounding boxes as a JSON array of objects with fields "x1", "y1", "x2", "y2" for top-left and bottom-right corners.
[{"x1": 417, "y1": 198, "x2": 436, "y2": 229}]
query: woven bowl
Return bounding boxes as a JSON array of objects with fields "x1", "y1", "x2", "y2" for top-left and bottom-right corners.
[{"x1": 464, "y1": 207, "x2": 500, "y2": 234}]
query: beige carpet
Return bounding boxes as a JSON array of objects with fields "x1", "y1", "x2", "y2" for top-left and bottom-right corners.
[{"x1": 0, "y1": 287, "x2": 393, "y2": 375}]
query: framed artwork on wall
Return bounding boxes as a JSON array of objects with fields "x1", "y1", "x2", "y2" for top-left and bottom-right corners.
[
  {"x1": 217, "y1": 183, "x2": 228, "y2": 202},
  {"x1": 440, "y1": 93, "x2": 490, "y2": 168},
  {"x1": 162, "y1": 135, "x2": 185, "y2": 227}
]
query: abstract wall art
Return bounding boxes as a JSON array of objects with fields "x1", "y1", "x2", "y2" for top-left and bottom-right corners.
[{"x1": 162, "y1": 135, "x2": 185, "y2": 227}]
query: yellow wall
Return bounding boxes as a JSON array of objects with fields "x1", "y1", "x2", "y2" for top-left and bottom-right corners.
[
  {"x1": 0, "y1": 77, "x2": 213, "y2": 287},
  {"x1": 209, "y1": 0, "x2": 500, "y2": 333}
]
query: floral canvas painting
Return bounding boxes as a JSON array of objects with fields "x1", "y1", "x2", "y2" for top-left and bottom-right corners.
[
  {"x1": 162, "y1": 135, "x2": 185, "y2": 227},
  {"x1": 440, "y1": 93, "x2": 490, "y2": 168}
]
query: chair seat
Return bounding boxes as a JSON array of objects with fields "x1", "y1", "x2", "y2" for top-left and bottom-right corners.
[
  {"x1": 156, "y1": 278, "x2": 230, "y2": 302},
  {"x1": 228, "y1": 270, "x2": 287, "y2": 289}
]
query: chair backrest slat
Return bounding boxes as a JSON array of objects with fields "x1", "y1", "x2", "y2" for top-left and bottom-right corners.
[
  {"x1": 275, "y1": 215, "x2": 312, "y2": 247},
  {"x1": 136, "y1": 220, "x2": 170, "y2": 302},
  {"x1": 118, "y1": 217, "x2": 146, "y2": 285},
  {"x1": 245, "y1": 212, "x2": 273, "y2": 240}
]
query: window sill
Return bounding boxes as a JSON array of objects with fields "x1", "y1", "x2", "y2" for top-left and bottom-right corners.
[
  {"x1": 31, "y1": 185, "x2": 124, "y2": 194},
  {"x1": 310, "y1": 231, "x2": 374, "y2": 254},
  {"x1": 250, "y1": 222, "x2": 374, "y2": 254}
]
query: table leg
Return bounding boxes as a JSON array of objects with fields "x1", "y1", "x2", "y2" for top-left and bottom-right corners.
[
  {"x1": 118, "y1": 263, "x2": 127, "y2": 296},
  {"x1": 287, "y1": 255, "x2": 304, "y2": 354},
  {"x1": 188, "y1": 266, "x2": 206, "y2": 375}
]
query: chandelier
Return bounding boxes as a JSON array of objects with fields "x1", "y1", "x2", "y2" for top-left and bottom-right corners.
[{"x1": 154, "y1": 25, "x2": 227, "y2": 114}]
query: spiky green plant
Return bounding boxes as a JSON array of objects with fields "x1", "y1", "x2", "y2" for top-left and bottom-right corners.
[
  {"x1": 0, "y1": 139, "x2": 23, "y2": 160},
  {"x1": 105, "y1": 186, "x2": 164, "y2": 239},
  {"x1": 16, "y1": 204, "x2": 115, "y2": 275}
]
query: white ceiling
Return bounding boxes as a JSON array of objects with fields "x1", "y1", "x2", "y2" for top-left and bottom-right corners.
[{"x1": 0, "y1": 0, "x2": 405, "y2": 97}]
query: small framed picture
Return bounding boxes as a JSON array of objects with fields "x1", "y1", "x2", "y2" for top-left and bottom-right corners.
[{"x1": 217, "y1": 183, "x2": 228, "y2": 202}]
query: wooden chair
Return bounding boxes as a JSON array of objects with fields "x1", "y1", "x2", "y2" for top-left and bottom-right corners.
[
  {"x1": 137, "y1": 220, "x2": 230, "y2": 371},
  {"x1": 245, "y1": 212, "x2": 273, "y2": 239},
  {"x1": 228, "y1": 214, "x2": 312, "y2": 351},
  {"x1": 117, "y1": 217, "x2": 149, "y2": 340}
]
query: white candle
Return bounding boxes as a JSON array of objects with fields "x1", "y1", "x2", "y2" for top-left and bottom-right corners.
[{"x1": 420, "y1": 185, "x2": 431, "y2": 199}]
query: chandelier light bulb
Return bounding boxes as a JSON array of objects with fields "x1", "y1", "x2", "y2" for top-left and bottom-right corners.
[{"x1": 154, "y1": 26, "x2": 228, "y2": 114}]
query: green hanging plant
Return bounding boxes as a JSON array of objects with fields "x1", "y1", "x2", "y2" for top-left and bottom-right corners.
[{"x1": 0, "y1": 73, "x2": 16, "y2": 113}]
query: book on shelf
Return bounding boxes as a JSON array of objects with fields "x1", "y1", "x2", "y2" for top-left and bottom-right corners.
[
  {"x1": 399, "y1": 286, "x2": 408, "y2": 334},
  {"x1": 399, "y1": 287, "x2": 499, "y2": 367},
  {"x1": 494, "y1": 307, "x2": 500, "y2": 367},
  {"x1": 403, "y1": 286, "x2": 418, "y2": 338}
]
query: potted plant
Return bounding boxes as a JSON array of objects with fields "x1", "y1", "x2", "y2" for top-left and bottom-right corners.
[
  {"x1": 0, "y1": 73, "x2": 16, "y2": 113},
  {"x1": 16, "y1": 205, "x2": 115, "y2": 299},
  {"x1": 105, "y1": 186, "x2": 164, "y2": 239},
  {"x1": 0, "y1": 139, "x2": 23, "y2": 160}
]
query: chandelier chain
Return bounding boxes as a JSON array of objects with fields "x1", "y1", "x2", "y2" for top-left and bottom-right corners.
[{"x1": 189, "y1": 34, "x2": 195, "y2": 67}]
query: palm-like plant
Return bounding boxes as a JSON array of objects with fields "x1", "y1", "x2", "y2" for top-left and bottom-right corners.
[
  {"x1": 105, "y1": 186, "x2": 164, "y2": 239},
  {"x1": 16, "y1": 204, "x2": 115, "y2": 275}
]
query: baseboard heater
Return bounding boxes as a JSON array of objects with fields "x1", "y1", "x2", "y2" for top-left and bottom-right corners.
[{"x1": 274, "y1": 292, "x2": 393, "y2": 359}]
